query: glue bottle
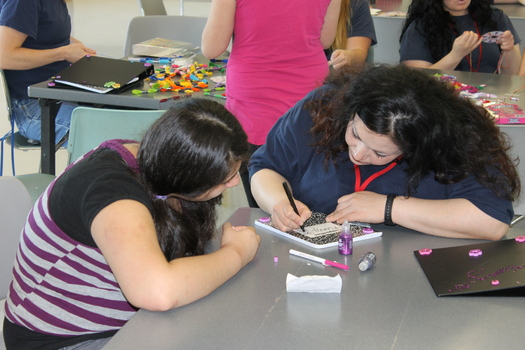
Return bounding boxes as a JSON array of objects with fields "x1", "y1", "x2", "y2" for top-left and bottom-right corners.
[
  {"x1": 338, "y1": 220, "x2": 353, "y2": 255},
  {"x1": 358, "y1": 252, "x2": 377, "y2": 271}
]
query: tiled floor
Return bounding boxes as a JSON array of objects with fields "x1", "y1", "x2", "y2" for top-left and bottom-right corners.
[{"x1": 0, "y1": 0, "x2": 249, "y2": 223}]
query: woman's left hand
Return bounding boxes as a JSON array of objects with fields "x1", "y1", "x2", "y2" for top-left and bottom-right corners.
[
  {"x1": 497, "y1": 30, "x2": 515, "y2": 51},
  {"x1": 326, "y1": 191, "x2": 387, "y2": 224}
]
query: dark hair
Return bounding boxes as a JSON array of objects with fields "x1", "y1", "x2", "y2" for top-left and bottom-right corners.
[
  {"x1": 136, "y1": 98, "x2": 248, "y2": 260},
  {"x1": 400, "y1": 0, "x2": 498, "y2": 63},
  {"x1": 308, "y1": 64, "x2": 520, "y2": 200}
]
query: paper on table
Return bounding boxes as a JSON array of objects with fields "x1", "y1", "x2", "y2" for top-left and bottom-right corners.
[{"x1": 286, "y1": 274, "x2": 342, "y2": 293}]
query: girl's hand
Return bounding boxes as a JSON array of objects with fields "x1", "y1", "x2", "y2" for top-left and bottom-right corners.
[
  {"x1": 326, "y1": 191, "x2": 387, "y2": 224},
  {"x1": 270, "y1": 199, "x2": 311, "y2": 232},
  {"x1": 497, "y1": 30, "x2": 515, "y2": 51},
  {"x1": 450, "y1": 31, "x2": 482, "y2": 59},
  {"x1": 221, "y1": 223, "x2": 260, "y2": 267}
]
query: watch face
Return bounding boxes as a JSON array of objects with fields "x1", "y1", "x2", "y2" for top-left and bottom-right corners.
[{"x1": 482, "y1": 31, "x2": 503, "y2": 44}]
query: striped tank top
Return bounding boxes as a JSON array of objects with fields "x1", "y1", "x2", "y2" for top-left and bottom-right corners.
[{"x1": 4, "y1": 140, "x2": 138, "y2": 336}]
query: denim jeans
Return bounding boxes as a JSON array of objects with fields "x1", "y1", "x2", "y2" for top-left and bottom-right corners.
[{"x1": 11, "y1": 98, "x2": 76, "y2": 145}]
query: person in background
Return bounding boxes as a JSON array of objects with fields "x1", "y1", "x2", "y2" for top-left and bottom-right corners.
[
  {"x1": 0, "y1": 0, "x2": 95, "y2": 144},
  {"x1": 3, "y1": 99, "x2": 260, "y2": 350},
  {"x1": 327, "y1": 0, "x2": 378, "y2": 69},
  {"x1": 201, "y1": 0, "x2": 341, "y2": 207},
  {"x1": 399, "y1": 0, "x2": 521, "y2": 74},
  {"x1": 249, "y1": 64, "x2": 519, "y2": 240}
]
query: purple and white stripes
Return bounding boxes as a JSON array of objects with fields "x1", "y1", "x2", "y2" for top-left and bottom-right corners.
[{"x1": 5, "y1": 182, "x2": 137, "y2": 336}]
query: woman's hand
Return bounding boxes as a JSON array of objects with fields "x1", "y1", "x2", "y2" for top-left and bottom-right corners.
[
  {"x1": 497, "y1": 30, "x2": 515, "y2": 51},
  {"x1": 450, "y1": 31, "x2": 483, "y2": 59},
  {"x1": 221, "y1": 223, "x2": 260, "y2": 267},
  {"x1": 326, "y1": 191, "x2": 386, "y2": 224},
  {"x1": 62, "y1": 42, "x2": 97, "y2": 63},
  {"x1": 270, "y1": 198, "x2": 312, "y2": 232}
]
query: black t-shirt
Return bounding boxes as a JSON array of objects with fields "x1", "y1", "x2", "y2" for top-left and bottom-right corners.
[{"x1": 50, "y1": 147, "x2": 154, "y2": 247}]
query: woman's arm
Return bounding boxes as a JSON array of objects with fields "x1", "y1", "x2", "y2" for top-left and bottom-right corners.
[
  {"x1": 402, "y1": 31, "x2": 482, "y2": 70},
  {"x1": 0, "y1": 25, "x2": 95, "y2": 70},
  {"x1": 321, "y1": 0, "x2": 342, "y2": 49},
  {"x1": 326, "y1": 191, "x2": 509, "y2": 240},
  {"x1": 91, "y1": 199, "x2": 260, "y2": 311},
  {"x1": 251, "y1": 169, "x2": 312, "y2": 231},
  {"x1": 329, "y1": 37, "x2": 372, "y2": 69},
  {"x1": 201, "y1": 0, "x2": 236, "y2": 59}
]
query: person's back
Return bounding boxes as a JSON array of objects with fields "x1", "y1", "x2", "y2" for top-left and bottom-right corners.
[{"x1": 226, "y1": 0, "x2": 334, "y2": 145}]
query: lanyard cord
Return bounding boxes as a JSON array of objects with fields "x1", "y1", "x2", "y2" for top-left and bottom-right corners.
[
  {"x1": 465, "y1": 21, "x2": 482, "y2": 72},
  {"x1": 354, "y1": 162, "x2": 399, "y2": 192}
]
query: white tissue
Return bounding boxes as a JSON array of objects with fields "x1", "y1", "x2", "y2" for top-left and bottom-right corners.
[{"x1": 286, "y1": 273, "x2": 342, "y2": 293}]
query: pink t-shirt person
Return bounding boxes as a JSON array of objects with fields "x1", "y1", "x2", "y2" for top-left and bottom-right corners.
[{"x1": 203, "y1": 0, "x2": 337, "y2": 145}]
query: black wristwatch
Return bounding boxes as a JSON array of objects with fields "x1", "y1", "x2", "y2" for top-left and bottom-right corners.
[{"x1": 384, "y1": 194, "x2": 397, "y2": 226}]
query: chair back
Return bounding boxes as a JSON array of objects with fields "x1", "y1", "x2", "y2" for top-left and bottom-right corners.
[
  {"x1": 137, "y1": 0, "x2": 167, "y2": 15},
  {"x1": 123, "y1": 15, "x2": 208, "y2": 56},
  {"x1": 67, "y1": 107, "x2": 165, "y2": 163},
  {"x1": 0, "y1": 177, "x2": 32, "y2": 299}
]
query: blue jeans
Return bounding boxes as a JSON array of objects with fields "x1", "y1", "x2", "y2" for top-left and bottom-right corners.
[{"x1": 11, "y1": 98, "x2": 76, "y2": 145}]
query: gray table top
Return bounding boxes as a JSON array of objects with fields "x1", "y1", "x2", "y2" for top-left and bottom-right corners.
[{"x1": 104, "y1": 207, "x2": 525, "y2": 350}]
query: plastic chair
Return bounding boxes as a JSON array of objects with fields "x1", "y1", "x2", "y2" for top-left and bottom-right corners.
[
  {"x1": 68, "y1": 107, "x2": 165, "y2": 163},
  {"x1": 123, "y1": 15, "x2": 209, "y2": 56},
  {"x1": 137, "y1": 0, "x2": 167, "y2": 15},
  {"x1": 0, "y1": 176, "x2": 34, "y2": 343},
  {"x1": 0, "y1": 70, "x2": 41, "y2": 176}
]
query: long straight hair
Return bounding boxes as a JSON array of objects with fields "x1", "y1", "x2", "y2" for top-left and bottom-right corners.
[{"x1": 136, "y1": 99, "x2": 248, "y2": 260}]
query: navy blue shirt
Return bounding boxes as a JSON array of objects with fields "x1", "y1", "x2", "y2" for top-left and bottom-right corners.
[
  {"x1": 249, "y1": 88, "x2": 514, "y2": 224},
  {"x1": 0, "y1": 0, "x2": 71, "y2": 98},
  {"x1": 399, "y1": 10, "x2": 521, "y2": 73},
  {"x1": 325, "y1": 0, "x2": 377, "y2": 59}
]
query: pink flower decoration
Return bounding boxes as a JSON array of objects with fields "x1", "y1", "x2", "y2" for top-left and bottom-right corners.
[
  {"x1": 419, "y1": 248, "x2": 432, "y2": 255},
  {"x1": 491, "y1": 280, "x2": 500, "y2": 286},
  {"x1": 515, "y1": 236, "x2": 525, "y2": 243},
  {"x1": 469, "y1": 249, "x2": 483, "y2": 257}
]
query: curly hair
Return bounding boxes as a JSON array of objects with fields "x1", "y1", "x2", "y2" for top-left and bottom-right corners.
[
  {"x1": 136, "y1": 98, "x2": 248, "y2": 261},
  {"x1": 400, "y1": 0, "x2": 498, "y2": 63},
  {"x1": 307, "y1": 64, "x2": 520, "y2": 200}
]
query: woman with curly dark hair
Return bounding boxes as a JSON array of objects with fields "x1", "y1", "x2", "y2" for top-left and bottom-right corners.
[
  {"x1": 3, "y1": 98, "x2": 260, "y2": 349},
  {"x1": 249, "y1": 64, "x2": 520, "y2": 240},
  {"x1": 399, "y1": 0, "x2": 521, "y2": 74}
]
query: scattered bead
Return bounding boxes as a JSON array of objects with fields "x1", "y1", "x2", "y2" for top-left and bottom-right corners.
[
  {"x1": 362, "y1": 228, "x2": 374, "y2": 234},
  {"x1": 469, "y1": 249, "x2": 483, "y2": 257},
  {"x1": 274, "y1": 256, "x2": 279, "y2": 263},
  {"x1": 259, "y1": 217, "x2": 271, "y2": 223},
  {"x1": 491, "y1": 280, "x2": 500, "y2": 286},
  {"x1": 419, "y1": 248, "x2": 432, "y2": 255},
  {"x1": 515, "y1": 236, "x2": 525, "y2": 243}
]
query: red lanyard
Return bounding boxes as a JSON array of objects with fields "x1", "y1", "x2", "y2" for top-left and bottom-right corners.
[
  {"x1": 465, "y1": 21, "x2": 482, "y2": 72},
  {"x1": 354, "y1": 162, "x2": 399, "y2": 192}
]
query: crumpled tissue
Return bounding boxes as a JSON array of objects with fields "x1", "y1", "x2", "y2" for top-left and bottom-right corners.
[{"x1": 286, "y1": 273, "x2": 342, "y2": 293}]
